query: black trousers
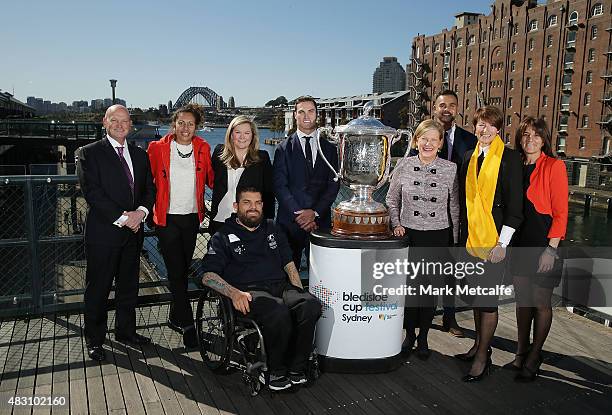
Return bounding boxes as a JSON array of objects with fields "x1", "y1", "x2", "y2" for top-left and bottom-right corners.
[
  {"x1": 242, "y1": 280, "x2": 321, "y2": 375},
  {"x1": 156, "y1": 213, "x2": 199, "y2": 328},
  {"x1": 279, "y1": 223, "x2": 309, "y2": 270},
  {"x1": 84, "y1": 237, "x2": 140, "y2": 346}
]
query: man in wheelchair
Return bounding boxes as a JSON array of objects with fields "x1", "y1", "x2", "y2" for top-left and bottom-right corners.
[{"x1": 201, "y1": 186, "x2": 322, "y2": 391}]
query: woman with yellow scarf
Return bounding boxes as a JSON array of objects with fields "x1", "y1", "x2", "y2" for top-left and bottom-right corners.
[{"x1": 455, "y1": 106, "x2": 523, "y2": 382}]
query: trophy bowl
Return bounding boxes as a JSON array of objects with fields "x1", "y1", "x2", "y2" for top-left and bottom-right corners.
[{"x1": 317, "y1": 101, "x2": 410, "y2": 239}]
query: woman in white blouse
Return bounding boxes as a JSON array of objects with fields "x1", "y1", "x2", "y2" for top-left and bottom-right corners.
[{"x1": 209, "y1": 115, "x2": 274, "y2": 235}]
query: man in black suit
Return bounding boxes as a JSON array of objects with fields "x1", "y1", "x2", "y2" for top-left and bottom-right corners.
[
  {"x1": 273, "y1": 96, "x2": 339, "y2": 269},
  {"x1": 433, "y1": 90, "x2": 477, "y2": 337},
  {"x1": 77, "y1": 105, "x2": 156, "y2": 361}
]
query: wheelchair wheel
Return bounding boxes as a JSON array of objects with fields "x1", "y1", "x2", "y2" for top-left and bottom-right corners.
[
  {"x1": 306, "y1": 349, "x2": 320, "y2": 385},
  {"x1": 195, "y1": 289, "x2": 234, "y2": 372},
  {"x1": 242, "y1": 372, "x2": 261, "y2": 397}
]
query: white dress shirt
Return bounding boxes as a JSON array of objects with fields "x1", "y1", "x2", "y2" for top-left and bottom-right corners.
[
  {"x1": 296, "y1": 129, "x2": 318, "y2": 168},
  {"x1": 107, "y1": 135, "x2": 149, "y2": 224}
]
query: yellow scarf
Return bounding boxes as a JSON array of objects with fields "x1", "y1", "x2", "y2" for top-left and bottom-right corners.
[{"x1": 465, "y1": 135, "x2": 505, "y2": 259}]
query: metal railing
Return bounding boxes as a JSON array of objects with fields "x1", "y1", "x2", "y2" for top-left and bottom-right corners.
[
  {"x1": 0, "y1": 172, "x2": 385, "y2": 318},
  {"x1": 0, "y1": 120, "x2": 103, "y2": 140}
]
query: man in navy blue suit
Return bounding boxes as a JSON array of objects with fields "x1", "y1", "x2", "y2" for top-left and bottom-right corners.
[
  {"x1": 273, "y1": 96, "x2": 340, "y2": 269},
  {"x1": 433, "y1": 90, "x2": 477, "y2": 337}
]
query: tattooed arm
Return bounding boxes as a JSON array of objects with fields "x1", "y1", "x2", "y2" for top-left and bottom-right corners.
[
  {"x1": 284, "y1": 262, "x2": 303, "y2": 289},
  {"x1": 202, "y1": 272, "x2": 252, "y2": 314}
]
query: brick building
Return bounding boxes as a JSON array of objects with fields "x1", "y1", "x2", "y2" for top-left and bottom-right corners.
[{"x1": 407, "y1": 0, "x2": 611, "y2": 161}]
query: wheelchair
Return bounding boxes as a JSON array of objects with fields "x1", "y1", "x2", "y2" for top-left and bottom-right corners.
[{"x1": 194, "y1": 287, "x2": 320, "y2": 396}]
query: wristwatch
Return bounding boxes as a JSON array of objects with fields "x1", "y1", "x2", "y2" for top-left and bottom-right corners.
[{"x1": 496, "y1": 241, "x2": 508, "y2": 249}]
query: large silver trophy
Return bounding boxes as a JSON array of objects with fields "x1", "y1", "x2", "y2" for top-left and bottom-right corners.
[{"x1": 317, "y1": 101, "x2": 410, "y2": 239}]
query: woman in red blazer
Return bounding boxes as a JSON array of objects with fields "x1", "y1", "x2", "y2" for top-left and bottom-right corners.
[
  {"x1": 147, "y1": 104, "x2": 214, "y2": 348},
  {"x1": 507, "y1": 117, "x2": 568, "y2": 381}
]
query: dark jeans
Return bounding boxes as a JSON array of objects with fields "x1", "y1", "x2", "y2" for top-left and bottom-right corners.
[
  {"x1": 84, "y1": 236, "x2": 140, "y2": 346},
  {"x1": 241, "y1": 280, "x2": 321, "y2": 375},
  {"x1": 156, "y1": 213, "x2": 199, "y2": 328}
]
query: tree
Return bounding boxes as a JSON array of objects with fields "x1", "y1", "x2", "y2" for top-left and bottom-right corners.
[
  {"x1": 270, "y1": 113, "x2": 285, "y2": 136},
  {"x1": 265, "y1": 96, "x2": 289, "y2": 108}
]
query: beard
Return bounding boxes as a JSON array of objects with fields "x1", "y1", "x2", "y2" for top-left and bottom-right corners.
[
  {"x1": 436, "y1": 112, "x2": 455, "y2": 124},
  {"x1": 237, "y1": 210, "x2": 263, "y2": 228}
]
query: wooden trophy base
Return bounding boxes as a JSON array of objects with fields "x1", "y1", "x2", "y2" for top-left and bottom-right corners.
[{"x1": 331, "y1": 207, "x2": 391, "y2": 240}]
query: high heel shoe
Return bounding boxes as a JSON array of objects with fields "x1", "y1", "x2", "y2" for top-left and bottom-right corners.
[
  {"x1": 462, "y1": 357, "x2": 492, "y2": 382},
  {"x1": 503, "y1": 351, "x2": 529, "y2": 371},
  {"x1": 514, "y1": 354, "x2": 542, "y2": 382},
  {"x1": 454, "y1": 347, "x2": 492, "y2": 362}
]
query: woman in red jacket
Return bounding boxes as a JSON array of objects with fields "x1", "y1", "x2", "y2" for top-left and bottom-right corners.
[
  {"x1": 507, "y1": 117, "x2": 568, "y2": 381},
  {"x1": 147, "y1": 104, "x2": 214, "y2": 348}
]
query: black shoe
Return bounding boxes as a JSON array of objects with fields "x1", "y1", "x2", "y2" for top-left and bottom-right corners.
[
  {"x1": 182, "y1": 326, "x2": 198, "y2": 349},
  {"x1": 288, "y1": 371, "x2": 308, "y2": 385},
  {"x1": 167, "y1": 318, "x2": 183, "y2": 334},
  {"x1": 259, "y1": 373, "x2": 292, "y2": 391},
  {"x1": 514, "y1": 354, "x2": 542, "y2": 382},
  {"x1": 115, "y1": 332, "x2": 151, "y2": 346},
  {"x1": 503, "y1": 351, "x2": 528, "y2": 371},
  {"x1": 455, "y1": 347, "x2": 492, "y2": 362},
  {"x1": 87, "y1": 345, "x2": 106, "y2": 361},
  {"x1": 415, "y1": 338, "x2": 431, "y2": 360},
  {"x1": 462, "y1": 358, "x2": 492, "y2": 382}
]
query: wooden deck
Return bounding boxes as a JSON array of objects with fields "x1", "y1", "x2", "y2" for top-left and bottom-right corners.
[{"x1": 0, "y1": 303, "x2": 610, "y2": 415}]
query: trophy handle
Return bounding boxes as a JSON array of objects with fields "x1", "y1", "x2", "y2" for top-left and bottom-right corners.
[
  {"x1": 395, "y1": 128, "x2": 414, "y2": 156},
  {"x1": 316, "y1": 127, "x2": 341, "y2": 182}
]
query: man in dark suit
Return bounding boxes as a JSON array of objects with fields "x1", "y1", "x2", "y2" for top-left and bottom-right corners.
[
  {"x1": 433, "y1": 90, "x2": 478, "y2": 337},
  {"x1": 273, "y1": 96, "x2": 339, "y2": 269},
  {"x1": 77, "y1": 105, "x2": 156, "y2": 361}
]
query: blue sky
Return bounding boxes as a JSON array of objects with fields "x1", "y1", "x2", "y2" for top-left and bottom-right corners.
[{"x1": 1, "y1": 0, "x2": 493, "y2": 108}]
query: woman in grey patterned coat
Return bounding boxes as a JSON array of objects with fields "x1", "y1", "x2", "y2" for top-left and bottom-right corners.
[{"x1": 386, "y1": 119, "x2": 459, "y2": 359}]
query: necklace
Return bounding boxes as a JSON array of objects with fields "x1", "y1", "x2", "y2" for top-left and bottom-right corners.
[{"x1": 175, "y1": 142, "x2": 193, "y2": 158}]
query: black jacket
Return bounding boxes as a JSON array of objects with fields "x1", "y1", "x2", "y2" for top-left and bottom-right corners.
[
  {"x1": 210, "y1": 144, "x2": 275, "y2": 221},
  {"x1": 458, "y1": 147, "x2": 523, "y2": 245},
  {"x1": 76, "y1": 138, "x2": 156, "y2": 246},
  {"x1": 442, "y1": 126, "x2": 478, "y2": 166}
]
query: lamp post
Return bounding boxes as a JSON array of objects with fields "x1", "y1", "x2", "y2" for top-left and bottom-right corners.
[{"x1": 109, "y1": 79, "x2": 117, "y2": 105}]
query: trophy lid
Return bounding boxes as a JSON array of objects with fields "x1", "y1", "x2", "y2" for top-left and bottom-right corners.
[{"x1": 334, "y1": 101, "x2": 397, "y2": 136}]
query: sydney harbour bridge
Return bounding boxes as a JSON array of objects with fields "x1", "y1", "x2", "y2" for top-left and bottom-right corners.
[{"x1": 172, "y1": 86, "x2": 230, "y2": 109}]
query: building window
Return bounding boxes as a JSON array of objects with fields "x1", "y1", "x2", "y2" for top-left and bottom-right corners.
[
  {"x1": 425, "y1": 45, "x2": 431, "y2": 54},
  {"x1": 529, "y1": 20, "x2": 538, "y2": 32},
  {"x1": 455, "y1": 68, "x2": 460, "y2": 77},
  {"x1": 444, "y1": 54, "x2": 450, "y2": 65},
  {"x1": 479, "y1": 82, "x2": 484, "y2": 91},
  {"x1": 592, "y1": 3, "x2": 603, "y2": 17},
  {"x1": 544, "y1": 75, "x2": 550, "y2": 87},
  {"x1": 481, "y1": 64, "x2": 485, "y2": 75},
  {"x1": 482, "y1": 31, "x2": 487, "y2": 42},
  {"x1": 467, "y1": 67, "x2": 472, "y2": 77},
  {"x1": 591, "y1": 25, "x2": 598, "y2": 40},
  {"x1": 468, "y1": 50, "x2": 473, "y2": 61},
  {"x1": 435, "y1": 43, "x2": 440, "y2": 52},
  {"x1": 434, "y1": 72, "x2": 437, "y2": 81},
  {"x1": 529, "y1": 38, "x2": 535, "y2": 50},
  {"x1": 446, "y1": 41, "x2": 451, "y2": 51},
  {"x1": 582, "y1": 115, "x2": 589, "y2": 128},
  {"x1": 567, "y1": 30, "x2": 577, "y2": 45},
  {"x1": 496, "y1": 49, "x2": 500, "y2": 56},
  {"x1": 586, "y1": 71, "x2": 593, "y2": 83},
  {"x1": 466, "y1": 99, "x2": 470, "y2": 108},
  {"x1": 579, "y1": 136, "x2": 586, "y2": 149},
  {"x1": 512, "y1": 42, "x2": 517, "y2": 53},
  {"x1": 525, "y1": 96, "x2": 530, "y2": 107},
  {"x1": 434, "y1": 57, "x2": 438, "y2": 65},
  {"x1": 527, "y1": 58, "x2": 533, "y2": 70},
  {"x1": 603, "y1": 137, "x2": 611, "y2": 154},
  {"x1": 456, "y1": 54, "x2": 461, "y2": 63},
  {"x1": 508, "y1": 97, "x2": 513, "y2": 107},
  {"x1": 545, "y1": 55, "x2": 552, "y2": 67},
  {"x1": 468, "y1": 35, "x2": 475, "y2": 45},
  {"x1": 454, "y1": 84, "x2": 458, "y2": 92},
  {"x1": 514, "y1": 23, "x2": 519, "y2": 35},
  {"x1": 457, "y1": 37, "x2": 463, "y2": 47},
  {"x1": 547, "y1": 15, "x2": 558, "y2": 27},
  {"x1": 584, "y1": 93, "x2": 592, "y2": 105},
  {"x1": 547, "y1": 34, "x2": 553, "y2": 48},
  {"x1": 569, "y1": 11, "x2": 578, "y2": 25},
  {"x1": 466, "y1": 83, "x2": 471, "y2": 92},
  {"x1": 509, "y1": 78, "x2": 515, "y2": 89},
  {"x1": 543, "y1": 95, "x2": 549, "y2": 107},
  {"x1": 511, "y1": 61, "x2": 516, "y2": 72},
  {"x1": 588, "y1": 48, "x2": 596, "y2": 62},
  {"x1": 526, "y1": 77, "x2": 532, "y2": 88},
  {"x1": 563, "y1": 73, "x2": 573, "y2": 86},
  {"x1": 507, "y1": 115, "x2": 512, "y2": 126}
]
